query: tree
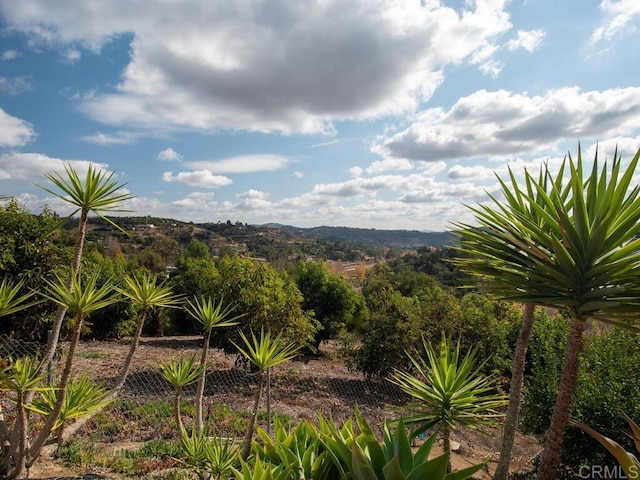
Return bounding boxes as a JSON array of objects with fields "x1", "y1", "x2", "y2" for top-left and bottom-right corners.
[
  {"x1": 294, "y1": 260, "x2": 365, "y2": 349},
  {"x1": 454, "y1": 146, "x2": 640, "y2": 480},
  {"x1": 36, "y1": 163, "x2": 133, "y2": 377}
]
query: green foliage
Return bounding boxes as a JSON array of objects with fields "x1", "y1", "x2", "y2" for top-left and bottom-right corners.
[
  {"x1": 170, "y1": 255, "x2": 318, "y2": 350},
  {"x1": 319, "y1": 409, "x2": 485, "y2": 480},
  {"x1": 294, "y1": 260, "x2": 367, "y2": 348},
  {"x1": 28, "y1": 375, "x2": 113, "y2": 431},
  {"x1": 178, "y1": 427, "x2": 239, "y2": 479},
  {"x1": 252, "y1": 418, "x2": 337, "y2": 480},
  {"x1": 186, "y1": 240, "x2": 211, "y2": 259},
  {"x1": 523, "y1": 324, "x2": 640, "y2": 468},
  {"x1": 570, "y1": 412, "x2": 640, "y2": 478},
  {"x1": 390, "y1": 336, "x2": 507, "y2": 461},
  {"x1": 351, "y1": 266, "x2": 520, "y2": 378}
]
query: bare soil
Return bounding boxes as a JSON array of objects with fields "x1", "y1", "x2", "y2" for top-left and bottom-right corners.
[{"x1": 26, "y1": 337, "x2": 541, "y2": 479}]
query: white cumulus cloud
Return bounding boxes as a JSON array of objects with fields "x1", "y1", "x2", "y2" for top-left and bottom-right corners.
[
  {"x1": 0, "y1": 108, "x2": 36, "y2": 147},
  {"x1": 162, "y1": 170, "x2": 232, "y2": 188},
  {"x1": 157, "y1": 147, "x2": 183, "y2": 162}
]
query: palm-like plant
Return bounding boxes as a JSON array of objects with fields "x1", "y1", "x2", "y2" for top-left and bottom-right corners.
[
  {"x1": 37, "y1": 163, "x2": 133, "y2": 375},
  {"x1": 27, "y1": 271, "x2": 119, "y2": 467},
  {"x1": 0, "y1": 277, "x2": 38, "y2": 317},
  {"x1": 232, "y1": 328, "x2": 301, "y2": 458},
  {"x1": 179, "y1": 426, "x2": 239, "y2": 480},
  {"x1": 27, "y1": 374, "x2": 112, "y2": 447},
  {"x1": 390, "y1": 335, "x2": 506, "y2": 471},
  {"x1": 159, "y1": 353, "x2": 203, "y2": 432},
  {"x1": 114, "y1": 273, "x2": 182, "y2": 395},
  {"x1": 454, "y1": 146, "x2": 640, "y2": 480},
  {"x1": 185, "y1": 295, "x2": 241, "y2": 433},
  {"x1": 0, "y1": 356, "x2": 52, "y2": 478}
]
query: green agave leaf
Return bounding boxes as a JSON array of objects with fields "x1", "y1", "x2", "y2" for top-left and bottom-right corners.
[{"x1": 382, "y1": 456, "x2": 406, "y2": 480}]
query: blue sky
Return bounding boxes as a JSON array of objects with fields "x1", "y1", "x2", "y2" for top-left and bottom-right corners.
[{"x1": 1, "y1": 0, "x2": 639, "y2": 231}]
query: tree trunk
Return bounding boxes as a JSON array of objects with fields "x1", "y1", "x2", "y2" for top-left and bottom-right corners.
[
  {"x1": 27, "y1": 315, "x2": 85, "y2": 468},
  {"x1": 195, "y1": 330, "x2": 211, "y2": 434},
  {"x1": 493, "y1": 303, "x2": 536, "y2": 480},
  {"x1": 59, "y1": 310, "x2": 148, "y2": 444},
  {"x1": 536, "y1": 317, "x2": 585, "y2": 480},
  {"x1": 37, "y1": 210, "x2": 88, "y2": 377},
  {"x1": 175, "y1": 391, "x2": 184, "y2": 433},
  {"x1": 442, "y1": 423, "x2": 452, "y2": 473},
  {"x1": 242, "y1": 372, "x2": 264, "y2": 459}
]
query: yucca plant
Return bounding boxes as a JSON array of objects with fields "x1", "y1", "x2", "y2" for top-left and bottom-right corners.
[
  {"x1": 252, "y1": 418, "x2": 337, "y2": 480},
  {"x1": 36, "y1": 163, "x2": 133, "y2": 377},
  {"x1": 27, "y1": 374, "x2": 112, "y2": 447},
  {"x1": 232, "y1": 328, "x2": 301, "y2": 458},
  {"x1": 390, "y1": 335, "x2": 506, "y2": 471},
  {"x1": 159, "y1": 353, "x2": 203, "y2": 432},
  {"x1": 178, "y1": 426, "x2": 239, "y2": 479},
  {"x1": 25, "y1": 271, "x2": 119, "y2": 470},
  {"x1": 0, "y1": 356, "x2": 52, "y2": 477},
  {"x1": 185, "y1": 295, "x2": 241, "y2": 433},
  {"x1": 319, "y1": 408, "x2": 485, "y2": 480},
  {"x1": 454, "y1": 146, "x2": 640, "y2": 480},
  {"x1": 569, "y1": 412, "x2": 640, "y2": 478},
  {"x1": 0, "y1": 277, "x2": 39, "y2": 317}
]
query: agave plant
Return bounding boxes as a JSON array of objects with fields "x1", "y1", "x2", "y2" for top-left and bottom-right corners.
[
  {"x1": 231, "y1": 456, "x2": 294, "y2": 480},
  {"x1": 319, "y1": 408, "x2": 485, "y2": 480},
  {"x1": 390, "y1": 335, "x2": 507, "y2": 470},
  {"x1": 252, "y1": 418, "x2": 337, "y2": 480},
  {"x1": 232, "y1": 328, "x2": 300, "y2": 458},
  {"x1": 178, "y1": 426, "x2": 239, "y2": 480},
  {"x1": 570, "y1": 413, "x2": 640, "y2": 478},
  {"x1": 159, "y1": 353, "x2": 203, "y2": 432},
  {"x1": 185, "y1": 295, "x2": 241, "y2": 433}
]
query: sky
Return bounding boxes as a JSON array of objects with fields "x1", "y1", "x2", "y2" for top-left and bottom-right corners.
[{"x1": 0, "y1": 0, "x2": 639, "y2": 231}]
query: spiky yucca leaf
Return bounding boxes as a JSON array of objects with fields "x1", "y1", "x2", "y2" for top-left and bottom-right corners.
[
  {"x1": 0, "y1": 277, "x2": 40, "y2": 317},
  {"x1": 37, "y1": 163, "x2": 133, "y2": 233},
  {"x1": 454, "y1": 147, "x2": 640, "y2": 329},
  {"x1": 117, "y1": 272, "x2": 182, "y2": 311},
  {"x1": 186, "y1": 295, "x2": 242, "y2": 333},
  {"x1": 27, "y1": 375, "x2": 112, "y2": 429},
  {"x1": 232, "y1": 328, "x2": 300, "y2": 372},
  {"x1": 159, "y1": 353, "x2": 202, "y2": 390}
]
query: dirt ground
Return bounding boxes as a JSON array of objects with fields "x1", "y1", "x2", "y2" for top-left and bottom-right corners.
[{"x1": 25, "y1": 337, "x2": 542, "y2": 479}]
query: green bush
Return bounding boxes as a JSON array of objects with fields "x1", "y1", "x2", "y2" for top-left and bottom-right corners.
[{"x1": 522, "y1": 321, "x2": 640, "y2": 468}]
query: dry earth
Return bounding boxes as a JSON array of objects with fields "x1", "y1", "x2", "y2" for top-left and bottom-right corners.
[{"x1": 24, "y1": 337, "x2": 541, "y2": 479}]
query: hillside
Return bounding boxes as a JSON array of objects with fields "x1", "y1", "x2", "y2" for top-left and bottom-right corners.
[{"x1": 81, "y1": 216, "x2": 455, "y2": 263}]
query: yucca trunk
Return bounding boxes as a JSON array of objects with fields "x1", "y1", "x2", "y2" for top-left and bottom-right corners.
[
  {"x1": 195, "y1": 329, "x2": 212, "y2": 434},
  {"x1": 27, "y1": 314, "x2": 85, "y2": 467},
  {"x1": 536, "y1": 317, "x2": 585, "y2": 480},
  {"x1": 442, "y1": 423, "x2": 452, "y2": 472},
  {"x1": 242, "y1": 371, "x2": 265, "y2": 459},
  {"x1": 175, "y1": 390, "x2": 185, "y2": 433},
  {"x1": 38, "y1": 209, "x2": 89, "y2": 377},
  {"x1": 493, "y1": 303, "x2": 536, "y2": 480},
  {"x1": 60, "y1": 309, "x2": 149, "y2": 445}
]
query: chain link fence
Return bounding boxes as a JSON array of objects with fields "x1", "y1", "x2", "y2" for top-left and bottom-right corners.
[{"x1": 1, "y1": 334, "x2": 410, "y2": 437}]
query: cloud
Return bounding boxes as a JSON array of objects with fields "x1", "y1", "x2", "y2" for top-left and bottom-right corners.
[
  {"x1": 507, "y1": 29, "x2": 545, "y2": 52},
  {"x1": 1, "y1": 1, "x2": 513, "y2": 134},
  {"x1": 0, "y1": 108, "x2": 36, "y2": 147},
  {"x1": 0, "y1": 152, "x2": 107, "y2": 182},
  {"x1": 349, "y1": 166, "x2": 363, "y2": 178},
  {"x1": 375, "y1": 87, "x2": 640, "y2": 162},
  {"x1": 293, "y1": 171, "x2": 304, "y2": 179},
  {"x1": 591, "y1": 0, "x2": 640, "y2": 45},
  {"x1": 1, "y1": 50, "x2": 20, "y2": 60},
  {"x1": 157, "y1": 147, "x2": 183, "y2": 162},
  {"x1": 366, "y1": 158, "x2": 413, "y2": 174},
  {"x1": 162, "y1": 170, "x2": 232, "y2": 188},
  {"x1": 80, "y1": 131, "x2": 137, "y2": 145},
  {"x1": 448, "y1": 165, "x2": 493, "y2": 180},
  {"x1": 0, "y1": 76, "x2": 33, "y2": 95},
  {"x1": 186, "y1": 154, "x2": 289, "y2": 173}
]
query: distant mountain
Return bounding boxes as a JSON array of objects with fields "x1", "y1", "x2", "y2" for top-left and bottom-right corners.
[{"x1": 264, "y1": 224, "x2": 457, "y2": 250}]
